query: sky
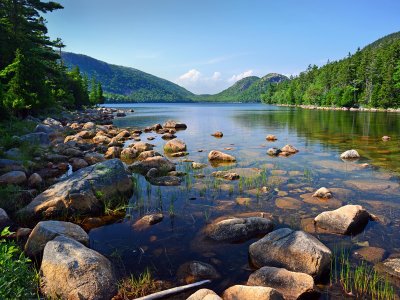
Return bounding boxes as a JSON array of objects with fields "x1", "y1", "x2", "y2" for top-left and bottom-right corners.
[{"x1": 45, "y1": 0, "x2": 400, "y2": 94}]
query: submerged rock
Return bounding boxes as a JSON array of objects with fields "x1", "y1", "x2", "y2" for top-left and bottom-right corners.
[
  {"x1": 25, "y1": 220, "x2": 88, "y2": 257},
  {"x1": 208, "y1": 150, "x2": 236, "y2": 162},
  {"x1": 148, "y1": 175, "x2": 181, "y2": 186},
  {"x1": 376, "y1": 258, "x2": 400, "y2": 283},
  {"x1": 40, "y1": 236, "x2": 116, "y2": 300},
  {"x1": 249, "y1": 228, "x2": 331, "y2": 278},
  {"x1": 211, "y1": 171, "x2": 240, "y2": 180},
  {"x1": 314, "y1": 204, "x2": 371, "y2": 235},
  {"x1": 340, "y1": 149, "x2": 360, "y2": 159},
  {"x1": 354, "y1": 246, "x2": 386, "y2": 263},
  {"x1": 247, "y1": 266, "x2": 316, "y2": 300},
  {"x1": 18, "y1": 159, "x2": 133, "y2": 220},
  {"x1": 177, "y1": 261, "x2": 220, "y2": 284},
  {"x1": 192, "y1": 162, "x2": 208, "y2": 169},
  {"x1": 205, "y1": 217, "x2": 274, "y2": 242},
  {"x1": 129, "y1": 156, "x2": 175, "y2": 175},
  {"x1": 139, "y1": 213, "x2": 164, "y2": 225}
]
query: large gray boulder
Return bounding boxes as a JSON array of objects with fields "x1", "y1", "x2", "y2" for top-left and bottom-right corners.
[
  {"x1": 40, "y1": 236, "x2": 116, "y2": 300},
  {"x1": 18, "y1": 159, "x2": 133, "y2": 220},
  {"x1": 314, "y1": 205, "x2": 371, "y2": 235},
  {"x1": 25, "y1": 220, "x2": 88, "y2": 257},
  {"x1": 247, "y1": 266, "x2": 316, "y2": 300},
  {"x1": 206, "y1": 217, "x2": 274, "y2": 242},
  {"x1": 249, "y1": 228, "x2": 331, "y2": 278}
]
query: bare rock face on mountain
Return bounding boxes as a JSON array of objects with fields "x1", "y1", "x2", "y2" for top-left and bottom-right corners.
[
  {"x1": 249, "y1": 228, "x2": 331, "y2": 278},
  {"x1": 18, "y1": 159, "x2": 133, "y2": 221}
]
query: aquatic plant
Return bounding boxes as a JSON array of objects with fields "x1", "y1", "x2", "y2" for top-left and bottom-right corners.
[{"x1": 330, "y1": 248, "x2": 395, "y2": 299}]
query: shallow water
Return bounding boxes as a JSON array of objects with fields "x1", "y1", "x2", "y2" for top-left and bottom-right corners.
[{"x1": 91, "y1": 103, "x2": 400, "y2": 297}]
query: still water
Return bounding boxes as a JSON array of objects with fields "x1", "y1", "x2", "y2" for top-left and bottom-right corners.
[{"x1": 91, "y1": 103, "x2": 400, "y2": 297}]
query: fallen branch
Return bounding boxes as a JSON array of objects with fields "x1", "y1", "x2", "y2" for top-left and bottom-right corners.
[{"x1": 135, "y1": 279, "x2": 211, "y2": 300}]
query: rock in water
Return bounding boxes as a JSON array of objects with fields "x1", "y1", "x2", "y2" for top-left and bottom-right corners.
[
  {"x1": 25, "y1": 220, "x2": 88, "y2": 257},
  {"x1": 187, "y1": 289, "x2": 222, "y2": 300},
  {"x1": 266, "y1": 135, "x2": 278, "y2": 141},
  {"x1": 211, "y1": 171, "x2": 240, "y2": 180},
  {"x1": 18, "y1": 159, "x2": 133, "y2": 220},
  {"x1": 208, "y1": 150, "x2": 236, "y2": 162},
  {"x1": 314, "y1": 204, "x2": 371, "y2": 235},
  {"x1": 249, "y1": 228, "x2": 331, "y2": 278},
  {"x1": 340, "y1": 149, "x2": 360, "y2": 159},
  {"x1": 40, "y1": 236, "x2": 116, "y2": 300},
  {"x1": 206, "y1": 217, "x2": 274, "y2": 242},
  {"x1": 280, "y1": 144, "x2": 299, "y2": 154},
  {"x1": 211, "y1": 131, "x2": 223, "y2": 138},
  {"x1": 163, "y1": 120, "x2": 187, "y2": 129},
  {"x1": 267, "y1": 148, "x2": 281, "y2": 156},
  {"x1": 223, "y1": 285, "x2": 284, "y2": 300},
  {"x1": 247, "y1": 266, "x2": 316, "y2": 300},
  {"x1": 129, "y1": 156, "x2": 175, "y2": 175},
  {"x1": 177, "y1": 261, "x2": 220, "y2": 284},
  {"x1": 312, "y1": 187, "x2": 332, "y2": 198},
  {"x1": 164, "y1": 138, "x2": 187, "y2": 153}
]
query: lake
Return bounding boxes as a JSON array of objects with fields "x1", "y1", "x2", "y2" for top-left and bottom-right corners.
[{"x1": 91, "y1": 103, "x2": 400, "y2": 298}]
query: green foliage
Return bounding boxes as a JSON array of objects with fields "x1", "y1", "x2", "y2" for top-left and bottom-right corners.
[
  {"x1": 0, "y1": 227, "x2": 38, "y2": 299},
  {"x1": 261, "y1": 32, "x2": 400, "y2": 108},
  {"x1": 0, "y1": 185, "x2": 25, "y2": 215}
]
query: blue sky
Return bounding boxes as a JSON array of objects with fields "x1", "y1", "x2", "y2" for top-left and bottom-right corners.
[{"x1": 46, "y1": 0, "x2": 400, "y2": 94}]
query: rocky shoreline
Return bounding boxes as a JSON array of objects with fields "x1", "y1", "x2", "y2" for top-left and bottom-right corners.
[
  {"x1": 0, "y1": 107, "x2": 399, "y2": 299},
  {"x1": 277, "y1": 104, "x2": 400, "y2": 113}
]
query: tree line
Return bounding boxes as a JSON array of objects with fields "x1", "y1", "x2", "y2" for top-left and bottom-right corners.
[
  {"x1": 0, "y1": 0, "x2": 104, "y2": 118},
  {"x1": 261, "y1": 32, "x2": 400, "y2": 108}
]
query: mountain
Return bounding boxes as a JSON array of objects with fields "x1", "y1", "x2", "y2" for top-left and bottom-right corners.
[
  {"x1": 195, "y1": 74, "x2": 288, "y2": 102},
  {"x1": 262, "y1": 31, "x2": 400, "y2": 108},
  {"x1": 61, "y1": 52, "x2": 194, "y2": 102},
  {"x1": 62, "y1": 52, "x2": 287, "y2": 103}
]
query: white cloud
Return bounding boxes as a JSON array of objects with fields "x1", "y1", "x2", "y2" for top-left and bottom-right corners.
[
  {"x1": 228, "y1": 70, "x2": 254, "y2": 83},
  {"x1": 176, "y1": 69, "x2": 224, "y2": 94}
]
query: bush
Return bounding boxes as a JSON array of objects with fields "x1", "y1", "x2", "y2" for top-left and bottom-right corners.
[{"x1": 0, "y1": 227, "x2": 38, "y2": 299}]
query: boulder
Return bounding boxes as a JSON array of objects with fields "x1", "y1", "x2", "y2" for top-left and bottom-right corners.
[
  {"x1": 0, "y1": 208, "x2": 10, "y2": 227},
  {"x1": 177, "y1": 261, "x2": 220, "y2": 284},
  {"x1": 0, "y1": 159, "x2": 25, "y2": 174},
  {"x1": 28, "y1": 173, "x2": 43, "y2": 188},
  {"x1": 18, "y1": 159, "x2": 133, "y2": 220},
  {"x1": 247, "y1": 266, "x2": 316, "y2": 300},
  {"x1": 129, "y1": 156, "x2": 175, "y2": 175},
  {"x1": 161, "y1": 133, "x2": 177, "y2": 140},
  {"x1": 314, "y1": 205, "x2": 371, "y2": 235},
  {"x1": 280, "y1": 144, "x2": 298, "y2": 154},
  {"x1": 25, "y1": 220, "x2": 88, "y2": 257},
  {"x1": 223, "y1": 285, "x2": 283, "y2": 300},
  {"x1": 187, "y1": 289, "x2": 222, "y2": 300},
  {"x1": 163, "y1": 120, "x2": 187, "y2": 129},
  {"x1": 164, "y1": 138, "x2": 187, "y2": 153},
  {"x1": 376, "y1": 258, "x2": 400, "y2": 281},
  {"x1": 249, "y1": 228, "x2": 331, "y2": 278},
  {"x1": 139, "y1": 213, "x2": 164, "y2": 225},
  {"x1": 148, "y1": 175, "x2": 181, "y2": 186},
  {"x1": 93, "y1": 134, "x2": 111, "y2": 145},
  {"x1": 70, "y1": 157, "x2": 89, "y2": 171},
  {"x1": 120, "y1": 147, "x2": 138, "y2": 160},
  {"x1": 206, "y1": 217, "x2": 273, "y2": 242},
  {"x1": 83, "y1": 122, "x2": 96, "y2": 130},
  {"x1": 137, "y1": 150, "x2": 162, "y2": 161},
  {"x1": 40, "y1": 236, "x2": 116, "y2": 300},
  {"x1": 104, "y1": 146, "x2": 121, "y2": 159},
  {"x1": 267, "y1": 148, "x2": 281, "y2": 156},
  {"x1": 170, "y1": 151, "x2": 189, "y2": 157},
  {"x1": 84, "y1": 152, "x2": 105, "y2": 165},
  {"x1": 0, "y1": 170, "x2": 27, "y2": 185},
  {"x1": 211, "y1": 131, "x2": 223, "y2": 138},
  {"x1": 20, "y1": 132, "x2": 50, "y2": 146},
  {"x1": 131, "y1": 141, "x2": 154, "y2": 153},
  {"x1": 76, "y1": 130, "x2": 96, "y2": 139},
  {"x1": 312, "y1": 187, "x2": 332, "y2": 199},
  {"x1": 340, "y1": 149, "x2": 360, "y2": 159},
  {"x1": 151, "y1": 123, "x2": 163, "y2": 131},
  {"x1": 62, "y1": 147, "x2": 84, "y2": 157},
  {"x1": 266, "y1": 135, "x2": 278, "y2": 141},
  {"x1": 211, "y1": 171, "x2": 240, "y2": 180},
  {"x1": 208, "y1": 150, "x2": 236, "y2": 162}
]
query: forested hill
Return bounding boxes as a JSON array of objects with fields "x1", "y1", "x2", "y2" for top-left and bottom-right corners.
[
  {"x1": 194, "y1": 73, "x2": 288, "y2": 102},
  {"x1": 262, "y1": 31, "x2": 400, "y2": 108},
  {"x1": 61, "y1": 52, "x2": 195, "y2": 102},
  {"x1": 62, "y1": 52, "x2": 288, "y2": 103}
]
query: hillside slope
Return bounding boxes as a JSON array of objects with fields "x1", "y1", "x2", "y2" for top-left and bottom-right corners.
[{"x1": 61, "y1": 52, "x2": 194, "y2": 102}]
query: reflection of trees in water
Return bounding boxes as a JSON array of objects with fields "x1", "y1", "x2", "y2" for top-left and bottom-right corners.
[{"x1": 233, "y1": 109, "x2": 400, "y2": 172}]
